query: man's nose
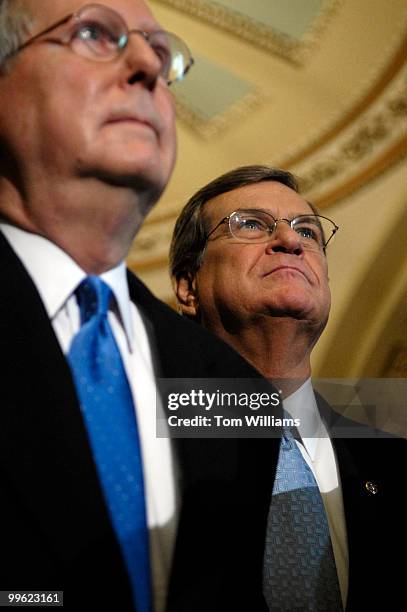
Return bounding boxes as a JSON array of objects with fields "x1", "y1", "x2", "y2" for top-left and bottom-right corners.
[
  {"x1": 122, "y1": 32, "x2": 163, "y2": 89},
  {"x1": 265, "y1": 220, "x2": 304, "y2": 255}
]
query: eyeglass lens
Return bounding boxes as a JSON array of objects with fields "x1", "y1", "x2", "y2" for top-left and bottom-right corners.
[
  {"x1": 67, "y1": 4, "x2": 191, "y2": 83},
  {"x1": 229, "y1": 211, "x2": 335, "y2": 249}
]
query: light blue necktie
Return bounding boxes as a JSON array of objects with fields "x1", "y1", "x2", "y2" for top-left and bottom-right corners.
[
  {"x1": 263, "y1": 429, "x2": 343, "y2": 611},
  {"x1": 68, "y1": 276, "x2": 151, "y2": 612}
]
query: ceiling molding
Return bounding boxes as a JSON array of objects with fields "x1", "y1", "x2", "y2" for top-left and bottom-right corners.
[
  {"x1": 174, "y1": 87, "x2": 265, "y2": 138},
  {"x1": 284, "y1": 54, "x2": 407, "y2": 206},
  {"x1": 279, "y1": 36, "x2": 407, "y2": 168},
  {"x1": 155, "y1": 0, "x2": 343, "y2": 64},
  {"x1": 310, "y1": 136, "x2": 407, "y2": 208}
]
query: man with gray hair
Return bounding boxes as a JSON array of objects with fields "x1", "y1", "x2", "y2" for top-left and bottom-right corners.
[
  {"x1": 171, "y1": 164, "x2": 407, "y2": 611},
  {"x1": 0, "y1": 3, "x2": 275, "y2": 610}
]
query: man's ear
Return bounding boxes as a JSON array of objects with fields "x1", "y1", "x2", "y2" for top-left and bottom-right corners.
[{"x1": 173, "y1": 273, "x2": 199, "y2": 318}]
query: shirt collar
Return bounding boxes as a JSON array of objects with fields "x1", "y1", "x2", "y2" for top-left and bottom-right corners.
[
  {"x1": 283, "y1": 378, "x2": 327, "y2": 460},
  {"x1": 101, "y1": 264, "x2": 134, "y2": 352},
  {"x1": 0, "y1": 223, "x2": 134, "y2": 351}
]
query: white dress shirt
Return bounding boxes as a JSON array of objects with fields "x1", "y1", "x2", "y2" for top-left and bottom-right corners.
[
  {"x1": 283, "y1": 379, "x2": 349, "y2": 607},
  {"x1": 0, "y1": 223, "x2": 177, "y2": 612}
]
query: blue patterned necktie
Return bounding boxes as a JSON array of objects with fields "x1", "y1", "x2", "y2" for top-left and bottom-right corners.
[
  {"x1": 67, "y1": 276, "x2": 151, "y2": 612},
  {"x1": 263, "y1": 429, "x2": 343, "y2": 611}
]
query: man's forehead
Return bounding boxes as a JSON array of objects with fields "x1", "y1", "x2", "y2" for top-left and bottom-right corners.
[
  {"x1": 24, "y1": 0, "x2": 158, "y2": 29},
  {"x1": 204, "y1": 181, "x2": 314, "y2": 221}
]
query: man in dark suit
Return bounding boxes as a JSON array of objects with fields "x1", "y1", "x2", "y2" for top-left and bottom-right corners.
[
  {"x1": 170, "y1": 164, "x2": 407, "y2": 611},
  {"x1": 0, "y1": 3, "x2": 276, "y2": 610}
]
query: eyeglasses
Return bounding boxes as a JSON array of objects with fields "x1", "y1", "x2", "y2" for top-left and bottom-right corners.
[
  {"x1": 206, "y1": 209, "x2": 339, "y2": 251},
  {"x1": 13, "y1": 3, "x2": 194, "y2": 85}
]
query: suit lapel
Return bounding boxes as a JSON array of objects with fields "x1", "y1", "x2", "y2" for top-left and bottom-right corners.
[{"x1": 315, "y1": 389, "x2": 393, "y2": 610}]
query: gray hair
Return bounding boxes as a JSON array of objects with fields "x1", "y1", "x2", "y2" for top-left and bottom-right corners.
[{"x1": 0, "y1": 0, "x2": 33, "y2": 67}]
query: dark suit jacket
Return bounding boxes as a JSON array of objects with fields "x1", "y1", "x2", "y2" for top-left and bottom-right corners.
[
  {"x1": 0, "y1": 231, "x2": 404, "y2": 611},
  {"x1": 0, "y1": 231, "x2": 276, "y2": 611},
  {"x1": 316, "y1": 391, "x2": 407, "y2": 611}
]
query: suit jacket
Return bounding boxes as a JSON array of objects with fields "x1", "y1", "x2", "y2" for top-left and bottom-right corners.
[
  {"x1": 0, "y1": 231, "x2": 276, "y2": 611},
  {"x1": 316, "y1": 391, "x2": 407, "y2": 610},
  {"x1": 0, "y1": 231, "x2": 404, "y2": 611}
]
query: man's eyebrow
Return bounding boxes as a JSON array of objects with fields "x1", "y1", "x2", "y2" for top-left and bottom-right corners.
[{"x1": 236, "y1": 207, "x2": 315, "y2": 218}]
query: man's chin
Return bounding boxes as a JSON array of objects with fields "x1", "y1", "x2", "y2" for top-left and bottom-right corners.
[
  {"x1": 83, "y1": 160, "x2": 168, "y2": 198},
  {"x1": 262, "y1": 298, "x2": 312, "y2": 320}
]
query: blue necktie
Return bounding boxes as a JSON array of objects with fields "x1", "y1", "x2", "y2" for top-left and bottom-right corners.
[
  {"x1": 68, "y1": 276, "x2": 151, "y2": 612},
  {"x1": 263, "y1": 429, "x2": 343, "y2": 611}
]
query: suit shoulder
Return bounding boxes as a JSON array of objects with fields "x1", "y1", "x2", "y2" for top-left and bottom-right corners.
[{"x1": 126, "y1": 272, "x2": 265, "y2": 379}]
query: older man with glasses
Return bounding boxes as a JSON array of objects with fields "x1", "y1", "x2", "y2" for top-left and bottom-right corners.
[
  {"x1": 171, "y1": 165, "x2": 407, "y2": 611},
  {"x1": 0, "y1": 3, "x2": 278, "y2": 611}
]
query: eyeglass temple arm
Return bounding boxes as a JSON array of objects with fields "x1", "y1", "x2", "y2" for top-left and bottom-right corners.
[
  {"x1": 205, "y1": 216, "x2": 230, "y2": 241},
  {"x1": 323, "y1": 223, "x2": 339, "y2": 248},
  {"x1": 16, "y1": 13, "x2": 72, "y2": 52}
]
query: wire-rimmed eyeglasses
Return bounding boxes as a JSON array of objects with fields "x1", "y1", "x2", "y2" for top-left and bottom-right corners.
[
  {"x1": 12, "y1": 3, "x2": 194, "y2": 85},
  {"x1": 206, "y1": 209, "x2": 339, "y2": 252}
]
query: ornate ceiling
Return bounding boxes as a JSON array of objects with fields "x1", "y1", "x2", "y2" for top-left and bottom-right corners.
[{"x1": 128, "y1": 0, "x2": 407, "y2": 378}]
